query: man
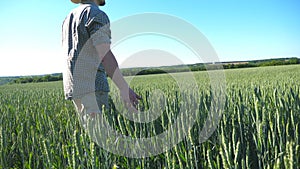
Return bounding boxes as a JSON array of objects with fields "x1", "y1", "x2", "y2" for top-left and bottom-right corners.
[{"x1": 62, "y1": 0, "x2": 141, "y2": 125}]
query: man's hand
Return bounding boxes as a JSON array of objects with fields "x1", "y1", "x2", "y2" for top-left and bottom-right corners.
[{"x1": 120, "y1": 88, "x2": 142, "y2": 111}]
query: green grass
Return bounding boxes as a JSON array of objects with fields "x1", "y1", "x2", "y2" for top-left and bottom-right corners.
[{"x1": 0, "y1": 65, "x2": 299, "y2": 168}]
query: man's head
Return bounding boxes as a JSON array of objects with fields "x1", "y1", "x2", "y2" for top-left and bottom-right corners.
[{"x1": 71, "y1": 0, "x2": 106, "y2": 6}]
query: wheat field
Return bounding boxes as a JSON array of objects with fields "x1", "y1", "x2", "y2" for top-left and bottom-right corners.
[{"x1": 0, "y1": 65, "x2": 299, "y2": 168}]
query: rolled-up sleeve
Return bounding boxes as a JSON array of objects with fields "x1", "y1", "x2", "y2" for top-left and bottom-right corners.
[{"x1": 85, "y1": 12, "x2": 111, "y2": 46}]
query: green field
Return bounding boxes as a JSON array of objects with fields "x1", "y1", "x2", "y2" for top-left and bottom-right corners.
[{"x1": 0, "y1": 65, "x2": 299, "y2": 168}]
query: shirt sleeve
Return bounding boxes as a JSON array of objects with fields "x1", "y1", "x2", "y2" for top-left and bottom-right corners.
[{"x1": 85, "y1": 12, "x2": 111, "y2": 46}]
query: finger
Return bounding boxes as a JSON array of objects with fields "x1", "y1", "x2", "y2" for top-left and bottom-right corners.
[
  {"x1": 129, "y1": 94, "x2": 140, "y2": 101},
  {"x1": 131, "y1": 92, "x2": 141, "y2": 100},
  {"x1": 136, "y1": 94, "x2": 142, "y2": 100}
]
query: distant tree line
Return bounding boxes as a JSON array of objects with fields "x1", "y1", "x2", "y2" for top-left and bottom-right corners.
[
  {"x1": 12, "y1": 74, "x2": 63, "y2": 84},
  {"x1": 9, "y1": 57, "x2": 299, "y2": 84},
  {"x1": 223, "y1": 57, "x2": 299, "y2": 69},
  {"x1": 122, "y1": 57, "x2": 299, "y2": 76},
  {"x1": 121, "y1": 66, "x2": 192, "y2": 76}
]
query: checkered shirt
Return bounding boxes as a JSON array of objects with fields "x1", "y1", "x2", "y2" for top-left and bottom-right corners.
[{"x1": 62, "y1": 1, "x2": 111, "y2": 100}]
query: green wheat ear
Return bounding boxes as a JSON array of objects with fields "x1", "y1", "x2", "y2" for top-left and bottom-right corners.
[{"x1": 112, "y1": 163, "x2": 119, "y2": 169}]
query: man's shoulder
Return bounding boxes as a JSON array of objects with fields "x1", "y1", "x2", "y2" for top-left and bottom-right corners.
[
  {"x1": 90, "y1": 8, "x2": 108, "y2": 21},
  {"x1": 84, "y1": 5, "x2": 110, "y2": 25}
]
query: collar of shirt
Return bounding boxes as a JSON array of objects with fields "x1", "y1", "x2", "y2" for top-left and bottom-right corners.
[{"x1": 81, "y1": 0, "x2": 98, "y2": 7}]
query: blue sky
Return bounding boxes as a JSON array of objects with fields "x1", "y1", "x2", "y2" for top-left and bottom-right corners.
[{"x1": 0, "y1": 0, "x2": 299, "y2": 76}]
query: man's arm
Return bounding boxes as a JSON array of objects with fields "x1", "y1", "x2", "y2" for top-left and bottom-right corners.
[{"x1": 95, "y1": 44, "x2": 141, "y2": 107}]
